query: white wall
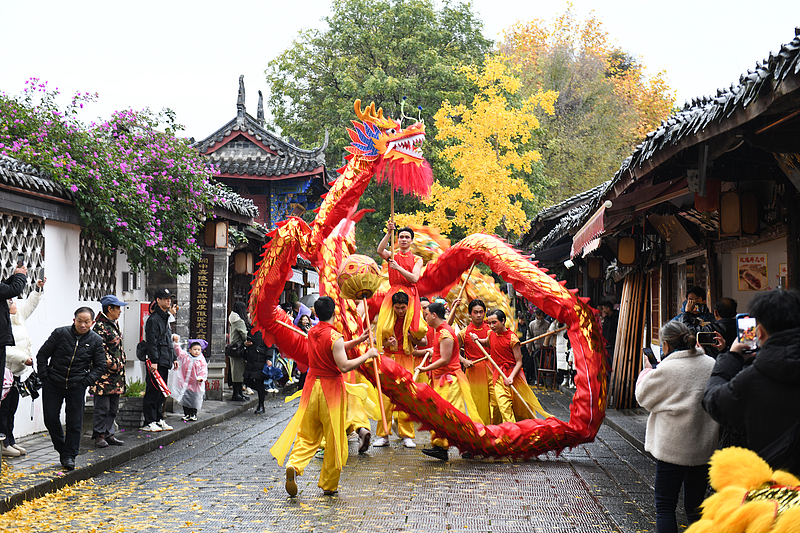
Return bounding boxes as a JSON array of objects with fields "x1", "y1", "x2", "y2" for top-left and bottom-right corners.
[
  {"x1": 13, "y1": 223, "x2": 150, "y2": 439},
  {"x1": 720, "y1": 236, "x2": 787, "y2": 313}
]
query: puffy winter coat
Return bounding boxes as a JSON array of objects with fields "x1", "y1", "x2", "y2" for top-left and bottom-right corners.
[
  {"x1": 37, "y1": 325, "x2": 106, "y2": 390},
  {"x1": 145, "y1": 305, "x2": 175, "y2": 368},
  {"x1": 1, "y1": 273, "x2": 26, "y2": 347},
  {"x1": 6, "y1": 289, "x2": 41, "y2": 376},
  {"x1": 635, "y1": 348, "x2": 719, "y2": 466},
  {"x1": 89, "y1": 311, "x2": 126, "y2": 395},
  {"x1": 703, "y1": 327, "x2": 800, "y2": 462}
]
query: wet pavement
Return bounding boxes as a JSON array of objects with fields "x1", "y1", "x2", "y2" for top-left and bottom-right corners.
[{"x1": 0, "y1": 386, "x2": 675, "y2": 532}]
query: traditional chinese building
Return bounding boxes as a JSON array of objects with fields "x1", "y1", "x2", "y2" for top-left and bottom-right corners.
[
  {"x1": 192, "y1": 76, "x2": 330, "y2": 230},
  {"x1": 192, "y1": 76, "x2": 327, "y2": 312}
]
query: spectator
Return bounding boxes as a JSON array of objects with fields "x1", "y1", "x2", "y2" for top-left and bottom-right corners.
[
  {"x1": 1, "y1": 265, "x2": 27, "y2": 386},
  {"x1": 671, "y1": 286, "x2": 714, "y2": 324},
  {"x1": 244, "y1": 323, "x2": 274, "y2": 415},
  {"x1": 635, "y1": 320, "x2": 718, "y2": 533},
  {"x1": 703, "y1": 289, "x2": 800, "y2": 476},
  {"x1": 37, "y1": 307, "x2": 106, "y2": 470},
  {"x1": 599, "y1": 302, "x2": 619, "y2": 377},
  {"x1": 2, "y1": 277, "x2": 45, "y2": 456},
  {"x1": 141, "y1": 288, "x2": 177, "y2": 433},
  {"x1": 172, "y1": 336, "x2": 208, "y2": 422},
  {"x1": 681, "y1": 297, "x2": 738, "y2": 358},
  {"x1": 292, "y1": 301, "x2": 312, "y2": 327},
  {"x1": 526, "y1": 309, "x2": 549, "y2": 384},
  {"x1": 227, "y1": 301, "x2": 249, "y2": 402},
  {"x1": 89, "y1": 294, "x2": 128, "y2": 448}
]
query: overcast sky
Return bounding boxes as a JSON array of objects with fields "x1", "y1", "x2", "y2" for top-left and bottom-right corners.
[{"x1": 2, "y1": 0, "x2": 799, "y2": 141}]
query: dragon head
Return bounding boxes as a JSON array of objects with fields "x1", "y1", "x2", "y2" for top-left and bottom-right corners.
[{"x1": 345, "y1": 100, "x2": 433, "y2": 198}]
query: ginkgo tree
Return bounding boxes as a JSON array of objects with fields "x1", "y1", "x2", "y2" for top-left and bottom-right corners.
[{"x1": 398, "y1": 55, "x2": 557, "y2": 239}]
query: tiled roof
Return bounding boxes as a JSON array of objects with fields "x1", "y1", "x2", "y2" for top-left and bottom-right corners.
[
  {"x1": 612, "y1": 26, "x2": 800, "y2": 191},
  {"x1": 194, "y1": 113, "x2": 327, "y2": 178},
  {"x1": 521, "y1": 181, "x2": 609, "y2": 250},
  {"x1": 2, "y1": 154, "x2": 258, "y2": 220},
  {"x1": 565, "y1": 27, "x2": 800, "y2": 240},
  {"x1": 0, "y1": 154, "x2": 74, "y2": 201},
  {"x1": 209, "y1": 181, "x2": 260, "y2": 219}
]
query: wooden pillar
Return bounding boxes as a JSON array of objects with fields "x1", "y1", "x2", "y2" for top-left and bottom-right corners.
[
  {"x1": 788, "y1": 189, "x2": 800, "y2": 290},
  {"x1": 611, "y1": 271, "x2": 648, "y2": 409}
]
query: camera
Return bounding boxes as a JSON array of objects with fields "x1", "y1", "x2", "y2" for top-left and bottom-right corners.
[{"x1": 15, "y1": 372, "x2": 42, "y2": 399}]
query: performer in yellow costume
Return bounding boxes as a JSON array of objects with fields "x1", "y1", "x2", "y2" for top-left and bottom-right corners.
[
  {"x1": 416, "y1": 301, "x2": 483, "y2": 461},
  {"x1": 373, "y1": 292, "x2": 421, "y2": 448},
  {"x1": 375, "y1": 222, "x2": 427, "y2": 355},
  {"x1": 458, "y1": 298, "x2": 494, "y2": 425},
  {"x1": 271, "y1": 297, "x2": 377, "y2": 496},
  {"x1": 472, "y1": 309, "x2": 551, "y2": 422}
]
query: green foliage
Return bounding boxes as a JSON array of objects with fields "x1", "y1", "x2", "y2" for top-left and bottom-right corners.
[
  {"x1": 123, "y1": 378, "x2": 146, "y2": 397},
  {"x1": 265, "y1": 0, "x2": 492, "y2": 252},
  {"x1": 0, "y1": 80, "x2": 216, "y2": 274}
]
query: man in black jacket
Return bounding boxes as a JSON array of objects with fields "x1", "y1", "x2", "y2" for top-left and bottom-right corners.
[
  {"x1": 703, "y1": 289, "x2": 800, "y2": 475},
  {"x1": 141, "y1": 288, "x2": 178, "y2": 433},
  {"x1": 681, "y1": 297, "x2": 738, "y2": 358},
  {"x1": 1, "y1": 265, "x2": 27, "y2": 377},
  {"x1": 37, "y1": 307, "x2": 106, "y2": 470}
]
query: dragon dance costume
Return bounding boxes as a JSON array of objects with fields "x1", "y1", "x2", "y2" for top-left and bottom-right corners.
[
  {"x1": 459, "y1": 321, "x2": 493, "y2": 424},
  {"x1": 375, "y1": 251, "x2": 427, "y2": 355},
  {"x1": 376, "y1": 317, "x2": 417, "y2": 439},
  {"x1": 428, "y1": 322, "x2": 483, "y2": 449},
  {"x1": 271, "y1": 322, "x2": 348, "y2": 493},
  {"x1": 489, "y1": 328, "x2": 551, "y2": 422}
]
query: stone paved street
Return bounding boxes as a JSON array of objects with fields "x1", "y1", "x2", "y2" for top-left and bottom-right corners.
[{"x1": 1, "y1": 389, "x2": 681, "y2": 532}]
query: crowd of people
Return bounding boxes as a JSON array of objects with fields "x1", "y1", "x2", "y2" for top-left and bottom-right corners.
[{"x1": 4, "y1": 248, "x2": 800, "y2": 532}]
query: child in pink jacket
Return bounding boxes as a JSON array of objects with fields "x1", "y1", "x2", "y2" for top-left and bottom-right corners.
[{"x1": 172, "y1": 336, "x2": 208, "y2": 421}]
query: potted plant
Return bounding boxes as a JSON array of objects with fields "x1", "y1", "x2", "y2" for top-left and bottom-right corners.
[{"x1": 117, "y1": 379, "x2": 146, "y2": 428}]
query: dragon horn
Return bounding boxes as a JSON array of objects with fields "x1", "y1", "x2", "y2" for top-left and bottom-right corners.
[{"x1": 354, "y1": 99, "x2": 386, "y2": 124}]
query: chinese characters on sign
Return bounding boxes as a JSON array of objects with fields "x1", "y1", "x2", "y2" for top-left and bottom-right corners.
[
  {"x1": 190, "y1": 254, "x2": 214, "y2": 343},
  {"x1": 738, "y1": 253, "x2": 768, "y2": 291}
]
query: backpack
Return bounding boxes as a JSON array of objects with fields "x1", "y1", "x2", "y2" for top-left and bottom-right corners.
[{"x1": 136, "y1": 340, "x2": 149, "y2": 362}]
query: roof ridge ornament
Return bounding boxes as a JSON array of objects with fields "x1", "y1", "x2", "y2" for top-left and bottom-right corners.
[
  {"x1": 257, "y1": 90, "x2": 265, "y2": 127},
  {"x1": 237, "y1": 75, "x2": 246, "y2": 125}
]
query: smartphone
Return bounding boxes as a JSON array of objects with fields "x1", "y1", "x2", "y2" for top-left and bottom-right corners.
[
  {"x1": 697, "y1": 332, "x2": 716, "y2": 346},
  {"x1": 736, "y1": 313, "x2": 758, "y2": 351},
  {"x1": 38, "y1": 266, "x2": 45, "y2": 281},
  {"x1": 16, "y1": 254, "x2": 25, "y2": 267},
  {"x1": 643, "y1": 347, "x2": 659, "y2": 368}
]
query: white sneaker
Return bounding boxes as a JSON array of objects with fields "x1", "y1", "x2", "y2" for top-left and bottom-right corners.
[
  {"x1": 2, "y1": 444, "x2": 20, "y2": 457},
  {"x1": 141, "y1": 422, "x2": 162, "y2": 432},
  {"x1": 158, "y1": 419, "x2": 173, "y2": 431},
  {"x1": 11, "y1": 444, "x2": 27, "y2": 455},
  {"x1": 372, "y1": 436, "x2": 389, "y2": 447},
  {"x1": 402, "y1": 438, "x2": 417, "y2": 448}
]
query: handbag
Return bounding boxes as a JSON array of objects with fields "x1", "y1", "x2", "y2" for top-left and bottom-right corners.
[{"x1": 225, "y1": 342, "x2": 246, "y2": 358}]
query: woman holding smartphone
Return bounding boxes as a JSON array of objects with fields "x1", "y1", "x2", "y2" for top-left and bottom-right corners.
[{"x1": 635, "y1": 321, "x2": 718, "y2": 533}]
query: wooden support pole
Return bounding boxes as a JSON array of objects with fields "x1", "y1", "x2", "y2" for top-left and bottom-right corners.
[
  {"x1": 521, "y1": 326, "x2": 567, "y2": 346},
  {"x1": 446, "y1": 261, "x2": 477, "y2": 325}
]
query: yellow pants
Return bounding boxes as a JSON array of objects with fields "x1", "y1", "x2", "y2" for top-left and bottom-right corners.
[
  {"x1": 465, "y1": 363, "x2": 492, "y2": 425},
  {"x1": 430, "y1": 376, "x2": 463, "y2": 448},
  {"x1": 286, "y1": 381, "x2": 345, "y2": 493},
  {"x1": 490, "y1": 378, "x2": 516, "y2": 423},
  {"x1": 376, "y1": 352, "x2": 415, "y2": 439}
]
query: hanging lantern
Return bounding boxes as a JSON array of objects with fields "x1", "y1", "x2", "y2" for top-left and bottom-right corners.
[{"x1": 618, "y1": 237, "x2": 636, "y2": 265}]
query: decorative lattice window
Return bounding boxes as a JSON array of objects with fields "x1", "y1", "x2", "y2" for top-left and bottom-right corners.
[
  {"x1": 0, "y1": 212, "x2": 45, "y2": 296},
  {"x1": 79, "y1": 229, "x2": 116, "y2": 301}
]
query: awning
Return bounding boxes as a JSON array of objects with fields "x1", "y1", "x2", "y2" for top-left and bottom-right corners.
[{"x1": 571, "y1": 201, "x2": 612, "y2": 259}]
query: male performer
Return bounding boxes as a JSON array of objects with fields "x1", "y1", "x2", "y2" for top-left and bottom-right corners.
[
  {"x1": 416, "y1": 302, "x2": 481, "y2": 461},
  {"x1": 458, "y1": 299, "x2": 493, "y2": 424},
  {"x1": 272, "y1": 296, "x2": 377, "y2": 497},
  {"x1": 374, "y1": 292, "x2": 420, "y2": 448},
  {"x1": 375, "y1": 221, "x2": 426, "y2": 355},
  {"x1": 472, "y1": 309, "x2": 551, "y2": 422}
]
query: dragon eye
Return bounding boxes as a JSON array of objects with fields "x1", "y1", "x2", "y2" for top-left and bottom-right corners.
[{"x1": 387, "y1": 128, "x2": 397, "y2": 134}]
